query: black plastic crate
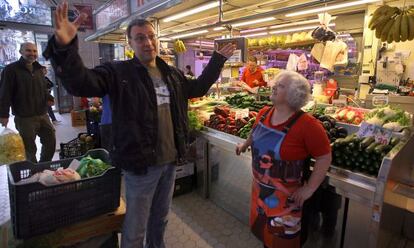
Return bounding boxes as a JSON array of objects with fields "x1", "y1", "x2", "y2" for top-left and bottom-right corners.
[
  {"x1": 7, "y1": 149, "x2": 121, "y2": 239},
  {"x1": 59, "y1": 133, "x2": 97, "y2": 159}
]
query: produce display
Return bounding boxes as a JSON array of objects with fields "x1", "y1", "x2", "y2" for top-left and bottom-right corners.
[
  {"x1": 332, "y1": 107, "x2": 365, "y2": 125},
  {"x1": 204, "y1": 106, "x2": 257, "y2": 138},
  {"x1": 369, "y1": 4, "x2": 414, "y2": 43},
  {"x1": 188, "y1": 110, "x2": 204, "y2": 131},
  {"x1": 76, "y1": 155, "x2": 111, "y2": 178},
  {"x1": 332, "y1": 134, "x2": 400, "y2": 176},
  {"x1": 365, "y1": 105, "x2": 411, "y2": 132},
  {"x1": 312, "y1": 114, "x2": 348, "y2": 143},
  {"x1": 224, "y1": 93, "x2": 272, "y2": 112},
  {"x1": 248, "y1": 31, "x2": 314, "y2": 47},
  {"x1": 238, "y1": 117, "x2": 256, "y2": 139}
]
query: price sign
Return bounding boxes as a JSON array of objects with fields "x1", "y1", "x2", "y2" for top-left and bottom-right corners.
[
  {"x1": 373, "y1": 126, "x2": 393, "y2": 145},
  {"x1": 235, "y1": 108, "x2": 250, "y2": 120},
  {"x1": 357, "y1": 122, "x2": 377, "y2": 138},
  {"x1": 357, "y1": 122, "x2": 392, "y2": 145},
  {"x1": 372, "y1": 95, "x2": 389, "y2": 106}
]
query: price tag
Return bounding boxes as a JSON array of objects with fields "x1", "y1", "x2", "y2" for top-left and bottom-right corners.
[
  {"x1": 372, "y1": 95, "x2": 389, "y2": 106},
  {"x1": 373, "y1": 126, "x2": 393, "y2": 145},
  {"x1": 357, "y1": 122, "x2": 392, "y2": 145},
  {"x1": 357, "y1": 122, "x2": 377, "y2": 138},
  {"x1": 235, "y1": 108, "x2": 249, "y2": 120}
]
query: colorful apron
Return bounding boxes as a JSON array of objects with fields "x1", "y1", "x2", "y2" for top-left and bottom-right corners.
[{"x1": 250, "y1": 108, "x2": 306, "y2": 248}]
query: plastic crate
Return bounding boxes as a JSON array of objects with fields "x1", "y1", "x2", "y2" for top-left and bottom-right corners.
[
  {"x1": 59, "y1": 133, "x2": 97, "y2": 159},
  {"x1": 7, "y1": 149, "x2": 121, "y2": 239}
]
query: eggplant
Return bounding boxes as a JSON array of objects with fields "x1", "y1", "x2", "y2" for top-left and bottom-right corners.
[
  {"x1": 329, "y1": 128, "x2": 337, "y2": 137},
  {"x1": 323, "y1": 121, "x2": 332, "y2": 130},
  {"x1": 336, "y1": 127, "x2": 348, "y2": 136}
]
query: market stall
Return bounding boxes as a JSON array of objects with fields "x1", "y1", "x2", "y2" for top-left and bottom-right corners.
[{"x1": 13, "y1": 0, "x2": 411, "y2": 247}]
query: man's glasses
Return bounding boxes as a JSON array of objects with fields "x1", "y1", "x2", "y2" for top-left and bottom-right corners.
[{"x1": 132, "y1": 34, "x2": 157, "y2": 43}]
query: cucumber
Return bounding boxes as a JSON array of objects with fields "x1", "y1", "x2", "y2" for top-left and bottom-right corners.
[
  {"x1": 342, "y1": 134, "x2": 356, "y2": 144},
  {"x1": 374, "y1": 144, "x2": 387, "y2": 154},
  {"x1": 360, "y1": 136, "x2": 375, "y2": 149},
  {"x1": 390, "y1": 137, "x2": 400, "y2": 147},
  {"x1": 366, "y1": 142, "x2": 380, "y2": 153},
  {"x1": 358, "y1": 156, "x2": 365, "y2": 163},
  {"x1": 334, "y1": 138, "x2": 345, "y2": 148}
]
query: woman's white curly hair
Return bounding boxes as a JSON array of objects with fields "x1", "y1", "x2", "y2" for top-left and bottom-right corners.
[{"x1": 274, "y1": 71, "x2": 311, "y2": 111}]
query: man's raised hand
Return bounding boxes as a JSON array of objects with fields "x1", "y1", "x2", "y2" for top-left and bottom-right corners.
[{"x1": 54, "y1": 1, "x2": 87, "y2": 46}]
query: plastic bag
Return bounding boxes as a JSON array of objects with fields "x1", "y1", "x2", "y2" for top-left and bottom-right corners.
[
  {"x1": 0, "y1": 127, "x2": 26, "y2": 165},
  {"x1": 312, "y1": 13, "x2": 336, "y2": 42}
]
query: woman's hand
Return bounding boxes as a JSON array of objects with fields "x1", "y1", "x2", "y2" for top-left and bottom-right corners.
[
  {"x1": 236, "y1": 143, "x2": 249, "y2": 155},
  {"x1": 291, "y1": 183, "x2": 315, "y2": 207}
]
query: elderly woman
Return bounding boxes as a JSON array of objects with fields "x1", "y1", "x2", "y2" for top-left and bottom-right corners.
[{"x1": 236, "y1": 71, "x2": 331, "y2": 248}]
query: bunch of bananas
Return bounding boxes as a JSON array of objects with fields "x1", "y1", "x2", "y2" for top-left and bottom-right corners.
[
  {"x1": 369, "y1": 5, "x2": 414, "y2": 43},
  {"x1": 174, "y1": 40, "x2": 187, "y2": 53}
]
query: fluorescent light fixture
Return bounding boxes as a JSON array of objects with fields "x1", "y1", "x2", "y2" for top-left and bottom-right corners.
[
  {"x1": 270, "y1": 17, "x2": 336, "y2": 29},
  {"x1": 242, "y1": 32, "x2": 269, "y2": 38},
  {"x1": 269, "y1": 23, "x2": 335, "y2": 34},
  {"x1": 187, "y1": 43, "x2": 215, "y2": 47},
  {"x1": 233, "y1": 17, "x2": 276, "y2": 27},
  {"x1": 240, "y1": 27, "x2": 268, "y2": 34},
  {"x1": 159, "y1": 37, "x2": 172, "y2": 41},
  {"x1": 286, "y1": 0, "x2": 380, "y2": 17},
  {"x1": 171, "y1": 30, "x2": 209, "y2": 39},
  {"x1": 214, "y1": 27, "x2": 225, "y2": 31},
  {"x1": 163, "y1": 1, "x2": 220, "y2": 22}
]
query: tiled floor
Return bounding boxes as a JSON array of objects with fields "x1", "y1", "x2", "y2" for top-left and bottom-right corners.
[{"x1": 2, "y1": 112, "x2": 262, "y2": 248}]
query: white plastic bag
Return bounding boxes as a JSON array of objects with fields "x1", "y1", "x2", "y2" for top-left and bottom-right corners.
[{"x1": 0, "y1": 128, "x2": 25, "y2": 164}]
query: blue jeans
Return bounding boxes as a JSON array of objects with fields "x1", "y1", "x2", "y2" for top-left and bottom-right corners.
[{"x1": 121, "y1": 163, "x2": 176, "y2": 248}]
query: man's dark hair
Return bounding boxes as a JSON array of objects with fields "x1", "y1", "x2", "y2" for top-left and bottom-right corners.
[
  {"x1": 126, "y1": 19, "x2": 154, "y2": 38},
  {"x1": 186, "y1": 65, "x2": 191, "y2": 70},
  {"x1": 248, "y1": 56, "x2": 257, "y2": 63}
]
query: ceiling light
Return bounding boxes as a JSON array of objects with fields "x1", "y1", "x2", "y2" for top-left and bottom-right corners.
[
  {"x1": 187, "y1": 43, "x2": 215, "y2": 47},
  {"x1": 159, "y1": 37, "x2": 172, "y2": 41},
  {"x1": 269, "y1": 23, "x2": 335, "y2": 34},
  {"x1": 163, "y1": 1, "x2": 220, "y2": 22},
  {"x1": 233, "y1": 17, "x2": 276, "y2": 27},
  {"x1": 240, "y1": 27, "x2": 268, "y2": 34},
  {"x1": 270, "y1": 17, "x2": 336, "y2": 29},
  {"x1": 214, "y1": 27, "x2": 225, "y2": 31},
  {"x1": 170, "y1": 30, "x2": 209, "y2": 39},
  {"x1": 242, "y1": 32, "x2": 269, "y2": 38},
  {"x1": 286, "y1": 0, "x2": 380, "y2": 17}
]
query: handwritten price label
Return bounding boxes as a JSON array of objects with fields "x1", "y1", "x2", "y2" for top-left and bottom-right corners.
[
  {"x1": 235, "y1": 108, "x2": 249, "y2": 120},
  {"x1": 357, "y1": 122, "x2": 392, "y2": 144}
]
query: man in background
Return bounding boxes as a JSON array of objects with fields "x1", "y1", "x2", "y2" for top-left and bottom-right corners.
[
  {"x1": 239, "y1": 56, "x2": 267, "y2": 93},
  {"x1": 0, "y1": 42, "x2": 56, "y2": 163}
]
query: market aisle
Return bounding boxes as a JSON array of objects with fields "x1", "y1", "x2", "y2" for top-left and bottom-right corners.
[
  {"x1": 165, "y1": 192, "x2": 261, "y2": 248},
  {"x1": 2, "y1": 113, "x2": 262, "y2": 247}
]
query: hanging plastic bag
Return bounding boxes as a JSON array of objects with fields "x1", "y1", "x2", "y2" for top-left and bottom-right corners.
[
  {"x1": 297, "y1": 54, "x2": 309, "y2": 71},
  {"x1": 312, "y1": 13, "x2": 336, "y2": 42},
  {"x1": 311, "y1": 43, "x2": 325, "y2": 62},
  {"x1": 0, "y1": 128, "x2": 25, "y2": 165}
]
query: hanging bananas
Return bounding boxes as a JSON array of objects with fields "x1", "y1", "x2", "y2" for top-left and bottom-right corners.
[
  {"x1": 174, "y1": 40, "x2": 187, "y2": 54},
  {"x1": 369, "y1": 4, "x2": 414, "y2": 43}
]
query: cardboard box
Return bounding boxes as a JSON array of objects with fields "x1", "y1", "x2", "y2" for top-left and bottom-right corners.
[{"x1": 71, "y1": 110, "x2": 86, "y2": 127}]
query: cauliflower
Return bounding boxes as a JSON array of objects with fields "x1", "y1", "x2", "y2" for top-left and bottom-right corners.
[
  {"x1": 382, "y1": 106, "x2": 397, "y2": 119},
  {"x1": 366, "y1": 116, "x2": 384, "y2": 126},
  {"x1": 382, "y1": 122, "x2": 403, "y2": 132}
]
